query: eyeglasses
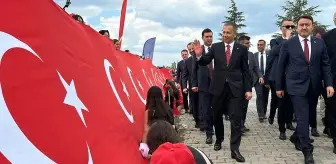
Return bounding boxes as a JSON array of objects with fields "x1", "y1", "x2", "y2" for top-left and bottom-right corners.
[{"x1": 282, "y1": 25, "x2": 295, "y2": 29}]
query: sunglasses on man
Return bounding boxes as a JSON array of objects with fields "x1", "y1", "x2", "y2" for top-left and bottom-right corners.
[{"x1": 282, "y1": 25, "x2": 295, "y2": 29}]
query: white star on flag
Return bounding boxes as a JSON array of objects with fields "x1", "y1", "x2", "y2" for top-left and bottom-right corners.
[
  {"x1": 121, "y1": 80, "x2": 130, "y2": 100},
  {"x1": 57, "y1": 71, "x2": 89, "y2": 127},
  {"x1": 137, "y1": 80, "x2": 143, "y2": 91}
]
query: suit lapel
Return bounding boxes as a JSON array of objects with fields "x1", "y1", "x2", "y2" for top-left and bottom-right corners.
[
  {"x1": 294, "y1": 36, "x2": 309, "y2": 64},
  {"x1": 227, "y1": 42, "x2": 239, "y2": 69},
  {"x1": 217, "y1": 42, "x2": 227, "y2": 67},
  {"x1": 310, "y1": 37, "x2": 317, "y2": 63}
]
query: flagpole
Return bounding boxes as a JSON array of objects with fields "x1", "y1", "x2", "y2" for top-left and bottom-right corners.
[{"x1": 118, "y1": 0, "x2": 128, "y2": 47}]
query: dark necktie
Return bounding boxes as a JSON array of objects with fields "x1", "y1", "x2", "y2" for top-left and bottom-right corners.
[
  {"x1": 260, "y1": 53, "x2": 264, "y2": 75},
  {"x1": 304, "y1": 39, "x2": 309, "y2": 61},
  {"x1": 226, "y1": 45, "x2": 231, "y2": 65}
]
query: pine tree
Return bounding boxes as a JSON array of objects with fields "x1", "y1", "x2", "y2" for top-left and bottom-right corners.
[
  {"x1": 219, "y1": 0, "x2": 247, "y2": 40},
  {"x1": 272, "y1": 0, "x2": 328, "y2": 39}
]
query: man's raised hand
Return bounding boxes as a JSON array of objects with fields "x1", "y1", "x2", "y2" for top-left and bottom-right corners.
[{"x1": 193, "y1": 40, "x2": 203, "y2": 57}]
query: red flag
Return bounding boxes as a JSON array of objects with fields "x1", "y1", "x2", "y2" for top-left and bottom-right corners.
[
  {"x1": 118, "y1": 0, "x2": 128, "y2": 47},
  {"x1": 0, "y1": 1, "x2": 171, "y2": 163}
]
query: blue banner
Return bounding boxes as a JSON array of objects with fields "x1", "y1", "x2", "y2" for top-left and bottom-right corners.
[{"x1": 142, "y1": 37, "x2": 156, "y2": 60}]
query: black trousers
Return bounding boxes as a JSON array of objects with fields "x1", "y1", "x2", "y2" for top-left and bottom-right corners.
[
  {"x1": 182, "y1": 91, "x2": 189, "y2": 110},
  {"x1": 327, "y1": 89, "x2": 336, "y2": 147},
  {"x1": 199, "y1": 91, "x2": 214, "y2": 136},
  {"x1": 290, "y1": 85, "x2": 318, "y2": 152},
  {"x1": 277, "y1": 92, "x2": 294, "y2": 133},
  {"x1": 190, "y1": 90, "x2": 201, "y2": 124},
  {"x1": 269, "y1": 81, "x2": 279, "y2": 119},
  {"x1": 242, "y1": 100, "x2": 248, "y2": 125},
  {"x1": 254, "y1": 83, "x2": 270, "y2": 118},
  {"x1": 212, "y1": 83, "x2": 242, "y2": 151}
]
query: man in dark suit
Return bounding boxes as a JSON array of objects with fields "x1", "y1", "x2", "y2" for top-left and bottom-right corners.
[
  {"x1": 183, "y1": 43, "x2": 202, "y2": 127},
  {"x1": 194, "y1": 22, "x2": 252, "y2": 162},
  {"x1": 276, "y1": 15, "x2": 334, "y2": 163},
  {"x1": 191, "y1": 28, "x2": 214, "y2": 144},
  {"x1": 176, "y1": 49, "x2": 189, "y2": 113},
  {"x1": 253, "y1": 40, "x2": 269, "y2": 122},
  {"x1": 265, "y1": 18, "x2": 296, "y2": 140},
  {"x1": 238, "y1": 35, "x2": 262, "y2": 133},
  {"x1": 322, "y1": 15, "x2": 336, "y2": 154}
]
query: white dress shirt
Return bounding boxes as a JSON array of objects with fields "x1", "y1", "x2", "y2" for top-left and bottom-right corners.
[
  {"x1": 197, "y1": 42, "x2": 234, "y2": 64},
  {"x1": 298, "y1": 35, "x2": 312, "y2": 60},
  {"x1": 258, "y1": 51, "x2": 266, "y2": 74}
]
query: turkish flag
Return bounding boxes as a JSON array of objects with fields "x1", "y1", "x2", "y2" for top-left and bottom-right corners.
[{"x1": 0, "y1": 0, "x2": 163, "y2": 163}]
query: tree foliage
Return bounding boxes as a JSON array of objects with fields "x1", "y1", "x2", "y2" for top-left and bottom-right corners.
[
  {"x1": 219, "y1": 0, "x2": 247, "y2": 41},
  {"x1": 272, "y1": 0, "x2": 328, "y2": 39}
]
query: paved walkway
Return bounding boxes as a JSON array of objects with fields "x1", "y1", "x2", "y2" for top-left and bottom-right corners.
[{"x1": 179, "y1": 94, "x2": 336, "y2": 164}]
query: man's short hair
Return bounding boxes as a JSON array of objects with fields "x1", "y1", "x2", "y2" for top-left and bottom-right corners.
[
  {"x1": 313, "y1": 26, "x2": 326, "y2": 35},
  {"x1": 258, "y1": 39, "x2": 266, "y2": 44},
  {"x1": 181, "y1": 49, "x2": 188, "y2": 54},
  {"x1": 187, "y1": 42, "x2": 193, "y2": 47},
  {"x1": 113, "y1": 39, "x2": 119, "y2": 44},
  {"x1": 202, "y1": 28, "x2": 213, "y2": 37},
  {"x1": 238, "y1": 35, "x2": 250, "y2": 41},
  {"x1": 99, "y1": 30, "x2": 109, "y2": 36},
  {"x1": 281, "y1": 18, "x2": 293, "y2": 25},
  {"x1": 297, "y1": 15, "x2": 314, "y2": 23},
  {"x1": 223, "y1": 21, "x2": 238, "y2": 33}
]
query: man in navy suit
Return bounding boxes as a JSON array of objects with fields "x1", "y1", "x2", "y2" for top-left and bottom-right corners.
[
  {"x1": 176, "y1": 50, "x2": 190, "y2": 113},
  {"x1": 276, "y1": 15, "x2": 334, "y2": 164},
  {"x1": 191, "y1": 28, "x2": 214, "y2": 144},
  {"x1": 322, "y1": 12, "x2": 336, "y2": 154}
]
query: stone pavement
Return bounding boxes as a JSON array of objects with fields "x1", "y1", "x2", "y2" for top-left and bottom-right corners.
[{"x1": 178, "y1": 93, "x2": 336, "y2": 164}]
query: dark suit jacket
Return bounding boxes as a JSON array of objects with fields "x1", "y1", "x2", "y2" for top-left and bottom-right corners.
[
  {"x1": 322, "y1": 28, "x2": 336, "y2": 87},
  {"x1": 176, "y1": 60, "x2": 185, "y2": 85},
  {"x1": 182, "y1": 56, "x2": 193, "y2": 89},
  {"x1": 248, "y1": 51, "x2": 263, "y2": 86},
  {"x1": 191, "y1": 46, "x2": 212, "y2": 92},
  {"x1": 276, "y1": 36, "x2": 333, "y2": 96},
  {"x1": 197, "y1": 42, "x2": 252, "y2": 97},
  {"x1": 264, "y1": 37, "x2": 286, "y2": 85}
]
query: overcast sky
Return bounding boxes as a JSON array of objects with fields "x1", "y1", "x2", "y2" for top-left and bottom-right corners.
[{"x1": 56, "y1": 0, "x2": 336, "y2": 66}]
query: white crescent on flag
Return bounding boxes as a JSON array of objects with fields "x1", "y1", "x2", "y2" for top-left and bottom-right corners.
[
  {"x1": 0, "y1": 31, "x2": 56, "y2": 164},
  {"x1": 0, "y1": 31, "x2": 93, "y2": 164},
  {"x1": 127, "y1": 67, "x2": 146, "y2": 104},
  {"x1": 103, "y1": 59, "x2": 134, "y2": 123},
  {"x1": 142, "y1": 69, "x2": 153, "y2": 86}
]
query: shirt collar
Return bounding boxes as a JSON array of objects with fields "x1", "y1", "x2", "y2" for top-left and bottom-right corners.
[
  {"x1": 298, "y1": 35, "x2": 311, "y2": 42},
  {"x1": 259, "y1": 51, "x2": 266, "y2": 55},
  {"x1": 224, "y1": 41, "x2": 234, "y2": 47}
]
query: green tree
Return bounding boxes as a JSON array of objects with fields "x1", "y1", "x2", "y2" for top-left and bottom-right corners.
[
  {"x1": 272, "y1": 0, "x2": 328, "y2": 39},
  {"x1": 219, "y1": 0, "x2": 247, "y2": 41}
]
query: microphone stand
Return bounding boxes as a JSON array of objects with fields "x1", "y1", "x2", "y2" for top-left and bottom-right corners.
[{"x1": 63, "y1": 0, "x2": 71, "y2": 10}]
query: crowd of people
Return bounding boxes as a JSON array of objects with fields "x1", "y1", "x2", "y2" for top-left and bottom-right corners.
[
  {"x1": 74, "y1": 11, "x2": 336, "y2": 164},
  {"x1": 135, "y1": 13, "x2": 336, "y2": 164}
]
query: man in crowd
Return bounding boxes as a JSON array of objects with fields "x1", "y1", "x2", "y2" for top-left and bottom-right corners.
[
  {"x1": 322, "y1": 11, "x2": 336, "y2": 154},
  {"x1": 254, "y1": 39, "x2": 269, "y2": 122},
  {"x1": 194, "y1": 22, "x2": 252, "y2": 162},
  {"x1": 265, "y1": 18, "x2": 295, "y2": 141},
  {"x1": 176, "y1": 49, "x2": 190, "y2": 113},
  {"x1": 238, "y1": 35, "x2": 261, "y2": 133},
  {"x1": 276, "y1": 15, "x2": 334, "y2": 163},
  {"x1": 191, "y1": 28, "x2": 214, "y2": 144},
  {"x1": 183, "y1": 43, "x2": 202, "y2": 128}
]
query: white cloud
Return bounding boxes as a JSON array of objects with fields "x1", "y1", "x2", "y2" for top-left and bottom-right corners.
[{"x1": 97, "y1": 11, "x2": 205, "y2": 66}]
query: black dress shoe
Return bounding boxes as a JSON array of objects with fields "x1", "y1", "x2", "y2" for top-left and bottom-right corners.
[
  {"x1": 231, "y1": 150, "x2": 245, "y2": 162},
  {"x1": 286, "y1": 124, "x2": 295, "y2": 131},
  {"x1": 259, "y1": 117, "x2": 264, "y2": 122},
  {"x1": 311, "y1": 128, "x2": 320, "y2": 137},
  {"x1": 303, "y1": 151, "x2": 315, "y2": 164},
  {"x1": 333, "y1": 147, "x2": 336, "y2": 154},
  {"x1": 323, "y1": 127, "x2": 332, "y2": 138},
  {"x1": 268, "y1": 118, "x2": 274, "y2": 124},
  {"x1": 205, "y1": 136, "x2": 213, "y2": 144},
  {"x1": 242, "y1": 126, "x2": 250, "y2": 132},
  {"x1": 214, "y1": 143, "x2": 222, "y2": 151},
  {"x1": 279, "y1": 132, "x2": 287, "y2": 140}
]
